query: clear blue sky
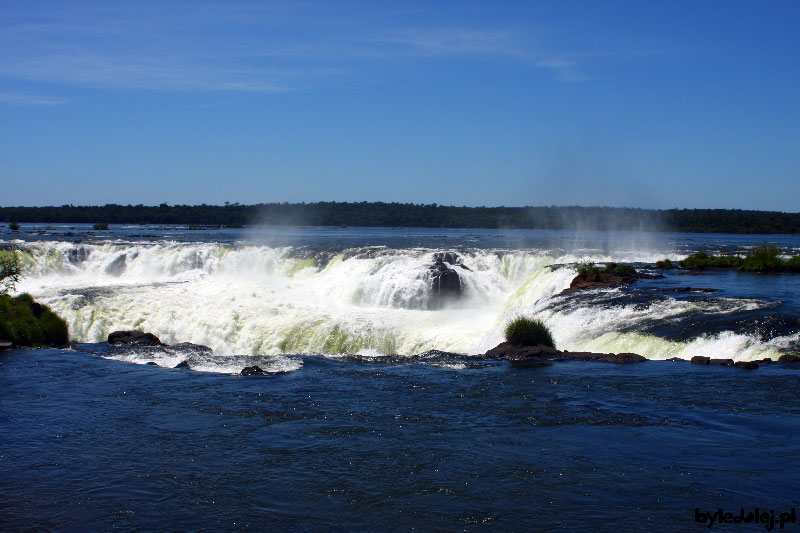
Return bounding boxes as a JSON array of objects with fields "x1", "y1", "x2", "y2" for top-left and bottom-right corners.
[{"x1": 1, "y1": 0, "x2": 798, "y2": 211}]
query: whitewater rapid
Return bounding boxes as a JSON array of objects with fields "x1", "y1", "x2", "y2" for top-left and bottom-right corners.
[{"x1": 7, "y1": 240, "x2": 794, "y2": 368}]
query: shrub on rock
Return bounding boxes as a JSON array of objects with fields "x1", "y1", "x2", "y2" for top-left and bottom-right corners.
[
  {"x1": 0, "y1": 293, "x2": 69, "y2": 346},
  {"x1": 504, "y1": 316, "x2": 555, "y2": 349}
]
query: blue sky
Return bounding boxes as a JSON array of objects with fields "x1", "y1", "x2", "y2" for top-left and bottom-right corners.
[{"x1": 1, "y1": 0, "x2": 798, "y2": 211}]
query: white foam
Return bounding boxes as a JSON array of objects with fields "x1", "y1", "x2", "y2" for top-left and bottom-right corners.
[{"x1": 7, "y1": 240, "x2": 796, "y2": 362}]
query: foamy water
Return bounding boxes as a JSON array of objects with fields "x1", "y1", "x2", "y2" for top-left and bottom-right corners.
[{"x1": 6, "y1": 232, "x2": 798, "y2": 372}]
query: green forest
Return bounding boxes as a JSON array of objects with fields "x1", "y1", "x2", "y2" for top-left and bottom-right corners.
[{"x1": 1, "y1": 203, "x2": 799, "y2": 234}]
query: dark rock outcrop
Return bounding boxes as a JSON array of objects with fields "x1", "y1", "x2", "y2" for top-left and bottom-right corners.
[
  {"x1": 691, "y1": 356, "x2": 710, "y2": 365},
  {"x1": 561, "y1": 267, "x2": 662, "y2": 295},
  {"x1": 735, "y1": 361, "x2": 759, "y2": 370},
  {"x1": 433, "y1": 252, "x2": 461, "y2": 266},
  {"x1": 485, "y1": 342, "x2": 646, "y2": 364},
  {"x1": 708, "y1": 358, "x2": 734, "y2": 366},
  {"x1": 67, "y1": 246, "x2": 90, "y2": 265},
  {"x1": 241, "y1": 365, "x2": 264, "y2": 376},
  {"x1": 173, "y1": 361, "x2": 190, "y2": 369},
  {"x1": 778, "y1": 354, "x2": 800, "y2": 363},
  {"x1": 108, "y1": 330, "x2": 163, "y2": 346},
  {"x1": 429, "y1": 252, "x2": 467, "y2": 307}
]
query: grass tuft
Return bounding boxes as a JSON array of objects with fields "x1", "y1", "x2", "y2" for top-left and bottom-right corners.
[{"x1": 504, "y1": 316, "x2": 555, "y2": 348}]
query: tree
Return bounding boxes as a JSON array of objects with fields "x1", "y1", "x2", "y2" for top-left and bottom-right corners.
[{"x1": 0, "y1": 252, "x2": 22, "y2": 294}]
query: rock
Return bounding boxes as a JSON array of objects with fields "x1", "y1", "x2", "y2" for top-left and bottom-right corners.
[
  {"x1": 484, "y1": 342, "x2": 645, "y2": 364},
  {"x1": 433, "y1": 252, "x2": 461, "y2": 265},
  {"x1": 665, "y1": 357, "x2": 687, "y2": 362},
  {"x1": 67, "y1": 246, "x2": 90, "y2": 265},
  {"x1": 145, "y1": 361, "x2": 158, "y2": 366},
  {"x1": 108, "y1": 330, "x2": 163, "y2": 346},
  {"x1": 563, "y1": 351, "x2": 647, "y2": 363},
  {"x1": 709, "y1": 358, "x2": 734, "y2": 366},
  {"x1": 171, "y1": 342, "x2": 213, "y2": 353},
  {"x1": 429, "y1": 261, "x2": 462, "y2": 307},
  {"x1": 562, "y1": 268, "x2": 644, "y2": 294},
  {"x1": 778, "y1": 354, "x2": 800, "y2": 363},
  {"x1": 691, "y1": 356, "x2": 710, "y2": 365},
  {"x1": 173, "y1": 361, "x2": 190, "y2": 369},
  {"x1": 484, "y1": 342, "x2": 559, "y2": 360},
  {"x1": 241, "y1": 365, "x2": 264, "y2": 376},
  {"x1": 759, "y1": 358, "x2": 773, "y2": 364},
  {"x1": 735, "y1": 361, "x2": 759, "y2": 370},
  {"x1": 661, "y1": 287, "x2": 720, "y2": 293}
]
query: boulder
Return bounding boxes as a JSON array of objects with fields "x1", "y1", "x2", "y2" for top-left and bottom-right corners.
[
  {"x1": 691, "y1": 356, "x2": 710, "y2": 365},
  {"x1": 734, "y1": 361, "x2": 759, "y2": 370},
  {"x1": 108, "y1": 330, "x2": 163, "y2": 346},
  {"x1": 241, "y1": 365, "x2": 264, "y2": 376},
  {"x1": 709, "y1": 358, "x2": 734, "y2": 366},
  {"x1": 173, "y1": 360, "x2": 190, "y2": 369},
  {"x1": 429, "y1": 262, "x2": 462, "y2": 307},
  {"x1": 665, "y1": 357, "x2": 687, "y2": 362},
  {"x1": 778, "y1": 354, "x2": 800, "y2": 363}
]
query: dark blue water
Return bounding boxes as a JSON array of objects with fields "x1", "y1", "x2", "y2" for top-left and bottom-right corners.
[{"x1": 2, "y1": 348, "x2": 799, "y2": 531}]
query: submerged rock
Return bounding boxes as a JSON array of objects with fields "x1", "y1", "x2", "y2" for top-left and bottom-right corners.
[
  {"x1": 171, "y1": 342, "x2": 213, "y2": 353},
  {"x1": 735, "y1": 361, "x2": 759, "y2": 370},
  {"x1": 108, "y1": 330, "x2": 163, "y2": 346}
]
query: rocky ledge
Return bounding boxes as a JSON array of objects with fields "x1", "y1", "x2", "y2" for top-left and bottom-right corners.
[
  {"x1": 485, "y1": 342, "x2": 647, "y2": 364},
  {"x1": 560, "y1": 266, "x2": 663, "y2": 295}
]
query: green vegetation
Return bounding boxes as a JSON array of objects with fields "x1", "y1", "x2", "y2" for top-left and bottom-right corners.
[
  {"x1": 604, "y1": 262, "x2": 636, "y2": 276},
  {"x1": 741, "y1": 245, "x2": 800, "y2": 273},
  {"x1": 505, "y1": 316, "x2": 556, "y2": 348},
  {"x1": 654, "y1": 259, "x2": 674, "y2": 269},
  {"x1": 1, "y1": 203, "x2": 799, "y2": 233},
  {"x1": 93, "y1": 222, "x2": 109, "y2": 230},
  {"x1": 1, "y1": 251, "x2": 22, "y2": 294},
  {"x1": 679, "y1": 252, "x2": 743, "y2": 270},
  {"x1": 660, "y1": 246, "x2": 800, "y2": 273},
  {"x1": 0, "y1": 251, "x2": 70, "y2": 346},
  {"x1": 0, "y1": 293, "x2": 69, "y2": 346},
  {"x1": 576, "y1": 261, "x2": 600, "y2": 278}
]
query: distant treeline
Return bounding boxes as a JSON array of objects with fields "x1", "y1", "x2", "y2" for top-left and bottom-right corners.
[{"x1": 1, "y1": 203, "x2": 798, "y2": 234}]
